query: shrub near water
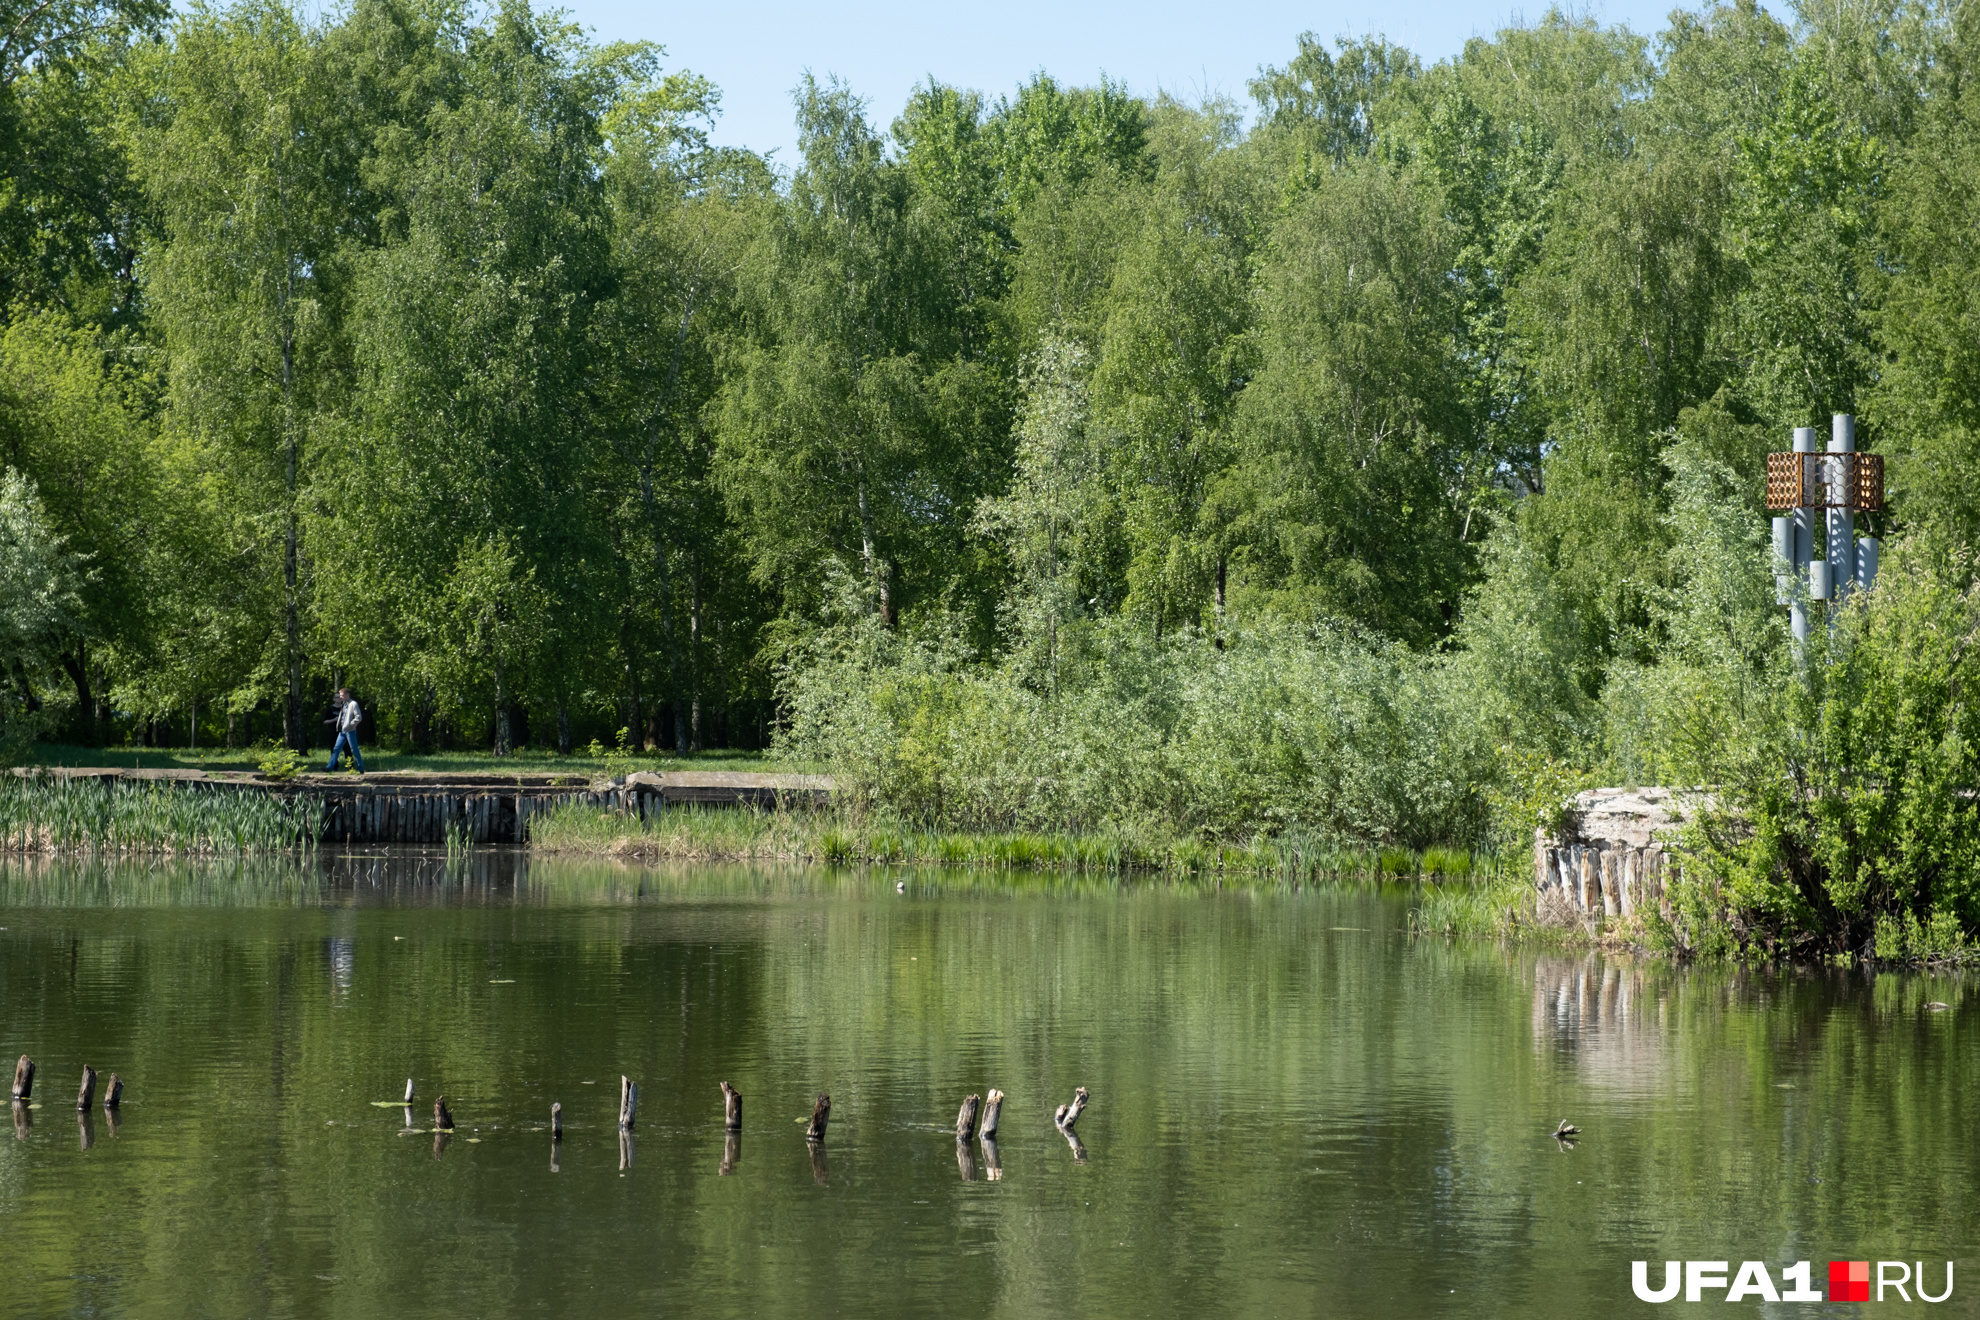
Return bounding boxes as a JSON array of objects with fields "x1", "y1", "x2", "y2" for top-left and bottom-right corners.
[{"x1": 777, "y1": 615, "x2": 1492, "y2": 847}]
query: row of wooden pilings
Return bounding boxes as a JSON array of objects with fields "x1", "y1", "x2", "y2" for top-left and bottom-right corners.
[
  {"x1": 1534, "y1": 836, "x2": 1674, "y2": 925},
  {"x1": 318, "y1": 787, "x2": 644, "y2": 847}
]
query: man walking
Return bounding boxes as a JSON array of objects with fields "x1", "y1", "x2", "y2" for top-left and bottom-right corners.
[{"x1": 328, "y1": 687, "x2": 365, "y2": 773}]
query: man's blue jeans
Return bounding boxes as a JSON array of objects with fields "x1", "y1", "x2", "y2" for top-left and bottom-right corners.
[{"x1": 328, "y1": 730, "x2": 364, "y2": 772}]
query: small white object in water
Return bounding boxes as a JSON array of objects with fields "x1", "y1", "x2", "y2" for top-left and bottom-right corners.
[{"x1": 896, "y1": 882, "x2": 905, "y2": 893}]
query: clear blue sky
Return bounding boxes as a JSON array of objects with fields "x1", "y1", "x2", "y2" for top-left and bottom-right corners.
[{"x1": 558, "y1": 0, "x2": 1685, "y2": 165}]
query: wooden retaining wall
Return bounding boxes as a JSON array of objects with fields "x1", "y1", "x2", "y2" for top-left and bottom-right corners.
[
  {"x1": 1533, "y1": 787, "x2": 1687, "y2": 928},
  {"x1": 1534, "y1": 838, "x2": 1671, "y2": 925}
]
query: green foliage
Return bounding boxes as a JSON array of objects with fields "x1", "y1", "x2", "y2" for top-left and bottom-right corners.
[
  {"x1": 582, "y1": 726, "x2": 635, "y2": 781},
  {"x1": 778, "y1": 612, "x2": 1491, "y2": 846},
  {"x1": 255, "y1": 743, "x2": 301, "y2": 780}
]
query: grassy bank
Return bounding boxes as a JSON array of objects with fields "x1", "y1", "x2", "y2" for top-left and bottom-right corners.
[
  {"x1": 0, "y1": 771, "x2": 321, "y2": 854},
  {"x1": 528, "y1": 800, "x2": 1491, "y2": 884}
]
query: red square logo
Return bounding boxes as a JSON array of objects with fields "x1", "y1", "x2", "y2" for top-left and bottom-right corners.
[{"x1": 1830, "y1": 1260, "x2": 1870, "y2": 1302}]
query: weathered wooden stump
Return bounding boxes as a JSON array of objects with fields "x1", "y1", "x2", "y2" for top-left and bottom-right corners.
[
  {"x1": 804, "y1": 1093, "x2": 830, "y2": 1143},
  {"x1": 955, "y1": 1093, "x2": 980, "y2": 1142},
  {"x1": 1054, "y1": 1085, "x2": 1090, "y2": 1132},
  {"x1": 619, "y1": 1076, "x2": 638, "y2": 1131},
  {"x1": 75, "y1": 1065, "x2": 96, "y2": 1112},
  {"x1": 1061, "y1": 1127, "x2": 1088, "y2": 1162},
  {"x1": 980, "y1": 1135, "x2": 1002, "y2": 1181},
  {"x1": 434, "y1": 1096, "x2": 454, "y2": 1130},
  {"x1": 980, "y1": 1088, "x2": 1003, "y2": 1140},
  {"x1": 404, "y1": 1078, "x2": 414, "y2": 1104},
  {"x1": 102, "y1": 1074, "x2": 122, "y2": 1109},
  {"x1": 550, "y1": 1101, "x2": 562, "y2": 1140},
  {"x1": 956, "y1": 1139, "x2": 977, "y2": 1182},
  {"x1": 11, "y1": 1054, "x2": 32, "y2": 1101},
  {"x1": 720, "y1": 1080, "x2": 743, "y2": 1131},
  {"x1": 720, "y1": 1132, "x2": 740, "y2": 1177}
]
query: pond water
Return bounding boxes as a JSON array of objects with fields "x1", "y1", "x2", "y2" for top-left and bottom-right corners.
[{"x1": 0, "y1": 852, "x2": 1975, "y2": 1318}]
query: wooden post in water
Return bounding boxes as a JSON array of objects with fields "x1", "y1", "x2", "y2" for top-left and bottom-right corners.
[
  {"x1": 1054, "y1": 1086, "x2": 1089, "y2": 1132},
  {"x1": 980, "y1": 1089, "x2": 1003, "y2": 1140},
  {"x1": 434, "y1": 1097, "x2": 454, "y2": 1130},
  {"x1": 804, "y1": 1093, "x2": 830, "y2": 1143},
  {"x1": 75, "y1": 1065, "x2": 96, "y2": 1112},
  {"x1": 103, "y1": 1074, "x2": 122, "y2": 1109},
  {"x1": 404, "y1": 1078, "x2": 414, "y2": 1104},
  {"x1": 955, "y1": 1094, "x2": 980, "y2": 1142},
  {"x1": 551, "y1": 1101, "x2": 562, "y2": 1140},
  {"x1": 10, "y1": 1054, "x2": 30, "y2": 1101},
  {"x1": 619, "y1": 1076, "x2": 638, "y2": 1130},
  {"x1": 720, "y1": 1081, "x2": 742, "y2": 1131}
]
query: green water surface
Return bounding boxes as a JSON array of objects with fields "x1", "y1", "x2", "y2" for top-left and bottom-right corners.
[{"x1": 0, "y1": 852, "x2": 1974, "y2": 1317}]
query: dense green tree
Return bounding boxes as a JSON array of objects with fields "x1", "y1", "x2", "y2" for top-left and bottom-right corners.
[
  {"x1": 134, "y1": 0, "x2": 351, "y2": 748},
  {"x1": 714, "y1": 77, "x2": 1008, "y2": 640},
  {"x1": 0, "y1": 0, "x2": 165, "y2": 323},
  {"x1": 322, "y1": 2, "x2": 619, "y2": 754},
  {"x1": 0, "y1": 312, "x2": 159, "y2": 733},
  {"x1": 1217, "y1": 162, "x2": 1467, "y2": 645}
]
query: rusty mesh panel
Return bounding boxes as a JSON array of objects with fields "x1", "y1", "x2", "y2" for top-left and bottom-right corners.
[
  {"x1": 1765, "y1": 452, "x2": 1801, "y2": 508},
  {"x1": 1851, "y1": 453, "x2": 1885, "y2": 510},
  {"x1": 1766, "y1": 451, "x2": 1885, "y2": 510}
]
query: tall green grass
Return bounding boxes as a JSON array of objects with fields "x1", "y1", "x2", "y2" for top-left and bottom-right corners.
[
  {"x1": 0, "y1": 773, "x2": 322, "y2": 855},
  {"x1": 1407, "y1": 871, "x2": 1535, "y2": 939},
  {"x1": 528, "y1": 800, "x2": 1490, "y2": 885}
]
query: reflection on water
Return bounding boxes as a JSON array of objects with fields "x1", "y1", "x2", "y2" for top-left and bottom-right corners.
[
  {"x1": 0, "y1": 853, "x2": 1975, "y2": 1319},
  {"x1": 1529, "y1": 954, "x2": 1673, "y2": 1091}
]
